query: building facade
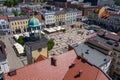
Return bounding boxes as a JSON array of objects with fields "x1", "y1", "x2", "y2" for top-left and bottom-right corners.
[
  {"x1": 66, "y1": 10, "x2": 77, "y2": 24},
  {"x1": 54, "y1": 11, "x2": 66, "y2": 25},
  {"x1": 9, "y1": 16, "x2": 29, "y2": 33},
  {"x1": 42, "y1": 11, "x2": 55, "y2": 27},
  {"x1": 0, "y1": 15, "x2": 10, "y2": 33},
  {"x1": 0, "y1": 40, "x2": 9, "y2": 74}
]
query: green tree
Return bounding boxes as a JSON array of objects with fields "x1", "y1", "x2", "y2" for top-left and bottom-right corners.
[
  {"x1": 4, "y1": 0, "x2": 19, "y2": 7},
  {"x1": 17, "y1": 36, "x2": 25, "y2": 45},
  {"x1": 48, "y1": 40, "x2": 55, "y2": 51},
  {"x1": 19, "y1": 12, "x2": 26, "y2": 16},
  {"x1": 4, "y1": 0, "x2": 14, "y2": 7},
  {"x1": 115, "y1": 0, "x2": 120, "y2": 6},
  {"x1": 14, "y1": 0, "x2": 19, "y2": 5},
  {"x1": 12, "y1": 10, "x2": 18, "y2": 16}
]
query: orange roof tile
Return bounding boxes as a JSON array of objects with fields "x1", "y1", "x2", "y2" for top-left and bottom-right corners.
[
  {"x1": 30, "y1": 14, "x2": 42, "y2": 22},
  {"x1": 0, "y1": 15, "x2": 8, "y2": 21},
  {"x1": 35, "y1": 55, "x2": 47, "y2": 62},
  {"x1": 63, "y1": 59, "x2": 109, "y2": 80},
  {"x1": 4, "y1": 50, "x2": 76, "y2": 80},
  {"x1": 4, "y1": 50, "x2": 110, "y2": 80}
]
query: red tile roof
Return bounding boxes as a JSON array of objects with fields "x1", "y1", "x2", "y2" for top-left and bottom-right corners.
[
  {"x1": 4, "y1": 50, "x2": 76, "y2": 80},
  {"x1": 97, "y1": 30, "x2": 120, "y2": 41},
  {"x1": 105, "y1": 32, "x2": 120, "y2": 41},
  {"x1": 117, "y1": 32, "x2": 120, "y2": 36},
  {"x1": 35, "y1": 54, "x2": 47, "y2": 62},
  {"x1": 0, "y1": 15, "x2": 8, "y2": 21},
  {"x1": 64, "y1": 59, "x2": 109, "y2": 80},
  {"x1": 29, "y1": 14, "x2": 42, "y2": 22},
  {"x1": 4, "y1": 49, "x2": 110, "y2": 80}
]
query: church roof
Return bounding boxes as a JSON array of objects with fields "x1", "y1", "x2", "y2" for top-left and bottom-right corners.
[{"x1": 28, "y1": 15, "x2": 41, "y2": 28}]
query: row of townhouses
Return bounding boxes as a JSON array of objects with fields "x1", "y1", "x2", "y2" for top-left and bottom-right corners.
[{"x1": 0, "y1": 9, "x2": 82, "y2": 33}]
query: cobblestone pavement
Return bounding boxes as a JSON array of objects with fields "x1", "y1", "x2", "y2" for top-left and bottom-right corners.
[
  {"x1": 0, "y1": 34, "x2": 27, "y2": 71},
  {"x1": 47, "y1": 24, "x2": 96, "y2": 57}
]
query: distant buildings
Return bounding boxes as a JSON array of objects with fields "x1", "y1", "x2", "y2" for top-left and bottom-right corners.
[
  {"x1": 84, "y1": 0, "x2": 114, "y2": 6},
  {"x1": 0, "y1": 40, "x2": 9, "y2": 74},
  {"x1": 3, "y1": 49, "x2": 111, "y2": 80}
]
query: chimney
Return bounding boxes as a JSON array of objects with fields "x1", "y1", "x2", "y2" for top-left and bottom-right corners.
[
  {"x1": 8, "y1": 70, "x2": 17, "y2": 76},
  {"x1": 69, "y1": 63, "x2": 75, "y2": 69},
  {"x1": 51, "y1": 57, "x2": 57, "y2": 66}
]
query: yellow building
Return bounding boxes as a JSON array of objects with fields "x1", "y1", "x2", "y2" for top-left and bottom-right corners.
[
  {"x1": 55, "y1": 11, "x2": 66, "y2": 25},
  {"x1": 9, "y1": 16, "x2": 29, "y2": 33}
]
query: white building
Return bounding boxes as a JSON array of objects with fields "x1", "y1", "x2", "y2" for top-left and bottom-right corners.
[
  {"x1": 0, "y1": 40, "x2": 9, "y2": 74},
  {"x1": 42, "y1": 11, "x2": 55, "y2": 27},
  {"x1": 0, "y1": 19, "x2": 10, "y2": 33},
  {"x1": 66, "y1": 10, "x2": 77, "y2": 24}
]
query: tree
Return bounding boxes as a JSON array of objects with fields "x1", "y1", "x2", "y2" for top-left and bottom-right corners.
[
  {"x1": 115, "y1": 0, "x2": 120, "y2": 6},
  {"x1": 4, "y1": 0, "x2": 19, "y2": 7},
  {"x1": 14, "y1": 0, "x2": 19, "y2": 5},
  {"x1": 12, "y1": 10, "x2": 18, "y2": 16},
  {"x1": 19, "y1": 12, "x2": 26, "y2": 16},
  {"x1": 48, "y1": 40, "x2": 55, "y2": 51},
  {"x1": 17, "y1": 36, "x2": 25, "y2": 45},
  {"x1": 4, "y1": 0, "x2": 14, "y2": 7}
]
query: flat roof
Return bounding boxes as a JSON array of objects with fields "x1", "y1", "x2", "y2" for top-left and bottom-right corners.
[
  {"x1": 25, "y1": 37, "x2": 48, "y2": 50},
  {"x1": 74, "y1": 43, "x2": 112, "y2": 67}
]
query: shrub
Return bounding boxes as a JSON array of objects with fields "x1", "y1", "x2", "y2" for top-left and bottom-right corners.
[
  {"x1": 17, "y1": 36, "x2": 25, "y2": 45},
  {"x1": 48, "y1": 40, "x2": 55, "y2": 51}
]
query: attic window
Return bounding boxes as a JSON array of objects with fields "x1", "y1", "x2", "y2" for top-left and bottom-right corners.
[
  {"x1": 74, "y1": 71, "x2": 83, "y2": 78},
  {"x1": 38, "y1": 48, "x2": 42, "y2": 52}
]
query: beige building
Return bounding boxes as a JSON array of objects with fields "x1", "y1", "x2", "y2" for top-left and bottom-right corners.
[
  {"x1": 55, "y1": 11, "x2": 66, "y2": 25},
  {"x1": 9, "y1": 16, "x2": 29, "y2": 33},
  {"x1": 25, "y1": 38, "x2": 48, "y2": 64}
]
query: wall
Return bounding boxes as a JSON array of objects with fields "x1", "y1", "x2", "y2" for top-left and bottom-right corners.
[
  {"x1": 0, "y1": 59, "x2": 9, "y2": 74},
  {"x1": 32, "y1": 47, "x2": 48, "y2": 60},
  {"x1": 10, "y1": 19, "x2": 28, "y2": 33}
]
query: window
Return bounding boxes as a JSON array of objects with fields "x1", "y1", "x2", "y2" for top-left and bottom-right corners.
[
  {"x1": 38, "y1": 48, "x2": 42, "y2": 52},
  {"x1": 117, "y1": 61, "x2": 120, "y2": 65},
  {"x1": 12, "y1": 23, "x2": 14, "y2": 25}
]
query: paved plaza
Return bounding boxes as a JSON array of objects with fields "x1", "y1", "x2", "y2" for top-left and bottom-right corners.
[{"x1": 47, "y1": 25, "x2": 96, "y2": 57}]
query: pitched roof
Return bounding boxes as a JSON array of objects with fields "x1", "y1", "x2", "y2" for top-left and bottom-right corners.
[
  {"x1": 105, "y1": 32, "x2": 120, "y2": 41},
  {"x1": 35, "y1": 55, "x2": 47, "y2": 62},
  {"x1": 4, "y1": 50, "x2": 77, "y2": 80},
  {"x1": 8, "y1": 16, "x2": 29, "y2": 21},
  {"x1": 4, "y1": 49, "x2": 110, "y2": 80},
  {"x1": 29, "y1": 14, "x2": 42, "y2": 22},
  {"x1": 63, "y1": 59, "x2": 109, "y2": 80},
  {"x1": 0, "y1": 15, "x2": 8, "y2": 21}
]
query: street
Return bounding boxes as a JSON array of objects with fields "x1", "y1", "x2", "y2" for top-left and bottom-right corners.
[{"x1": 0, "y1": 34, "x2": 27, "y2": 71}]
